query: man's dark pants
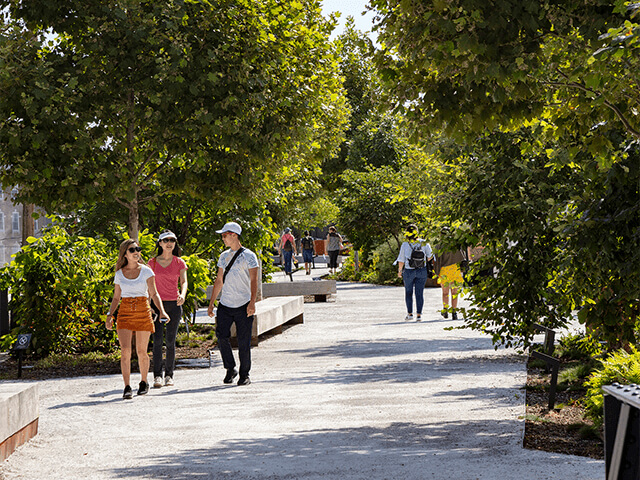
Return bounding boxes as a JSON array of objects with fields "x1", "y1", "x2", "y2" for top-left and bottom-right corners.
[{"x1": 215, "y1": 302, "x2": 254, "y2": 377}]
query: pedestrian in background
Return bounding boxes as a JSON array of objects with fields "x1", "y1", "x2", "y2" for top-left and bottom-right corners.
[
  {"x1": 434, "y1": 228, "x2": 465, "y2": 320},
  {"x1": 279, "y1": 227, "x2": 297, "y2": 281},
  {"x1": 148, "y1": 230, "x2": 188, "y2": 389},
  {"x1": 208, "y1": 222, "x2": 259, "y2": 386},
  {"x1": 301, "y1": 230, "x2": 315, "y2": 275},
  {"x1": 105, "y1": 239, "x2": 169, "y2": 399},
  {"x1": 395, "y1": 224, "x2": 433, "y2": 322},
  {"x1": 325, "y1": 226, "x2": 343, "y2": 275}
]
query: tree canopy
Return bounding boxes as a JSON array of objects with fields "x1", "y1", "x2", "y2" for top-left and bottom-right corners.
[
  {"x1": 0, "y1": 0, "x2": 347, "y2": 239},
  {"x1": 371, "y1": 0, "x2": 639, "y2": 150}
]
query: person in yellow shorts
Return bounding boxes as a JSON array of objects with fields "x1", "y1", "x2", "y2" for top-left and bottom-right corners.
[{"x1": 434, "y1": 240, "x2": 466, "y2": 320}]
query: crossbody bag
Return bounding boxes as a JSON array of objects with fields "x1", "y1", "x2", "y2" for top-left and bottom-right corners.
[{"x1": 222, "y1": 247, "x2": 245, "y2": 283}]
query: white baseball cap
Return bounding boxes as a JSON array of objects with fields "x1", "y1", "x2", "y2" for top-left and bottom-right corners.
[
  {"x1": 216, "y1": 222, "x2": 242, "y2": 235},
  {"x1": 158, "y1": 231, "x2": 177, "y2": 241}
]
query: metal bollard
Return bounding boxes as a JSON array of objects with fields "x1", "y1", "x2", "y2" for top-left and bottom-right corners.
[{"x1": 602, "y1": 383, "x2": 640, "y2": 480}]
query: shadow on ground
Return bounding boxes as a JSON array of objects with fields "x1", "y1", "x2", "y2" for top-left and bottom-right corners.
[
  {"x1": 107, "y1": 420, "x2": 522, "y2": 479},
  {"x1": 277, "y1": 337, "x2": 517, "y2": 359}
]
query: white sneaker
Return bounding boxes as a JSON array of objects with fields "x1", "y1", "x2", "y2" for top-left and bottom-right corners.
[
  {"x1": 153, "y1": 376, "x2": 163, "y2": 388},
  {"x1": 404, "y1": 314, "x2": 413, "y2": 321},
  {"x1": 164, "y1": 376, "x2": 174, "y2": 387},
  {"x1": 416, "y1": 315, "x2": 422, "y2": 322}
]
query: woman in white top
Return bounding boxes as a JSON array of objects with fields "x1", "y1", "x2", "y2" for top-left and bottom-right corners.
[{"x1": 105, "y1": 239, "x2": 169, "y2": 399}]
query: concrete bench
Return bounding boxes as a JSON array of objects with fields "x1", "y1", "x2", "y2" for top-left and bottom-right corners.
[
  {"x1": 232, "y1": 296, "x2": 304, "y2": 346},
  {"x1": 261, "y1": 280, "x2": 336, "y2": 302},
  {"x1": 0, "y1": 383, "x2": 39, "y2": 461},
  {"x1": 194, "y1": 296, "x2": 304, "y2": 346},
  {"x1": 272, "y1": 254, "x2": 345, "y2": 266}
]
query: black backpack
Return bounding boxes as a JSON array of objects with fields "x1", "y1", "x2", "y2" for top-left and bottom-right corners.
[
  {"x1": 283, "y1": 238, "x2": 293, "y2": 251},
  {"x1": 408, "y1": 244, "x2": 426, "y2": 269}
]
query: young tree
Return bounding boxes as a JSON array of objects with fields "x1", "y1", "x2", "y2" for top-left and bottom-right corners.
[
  {"x1": 322, "y1": 19, "x2": 378, "y2": 189},
  {"x1": 0, "y1": 0, "x2": 347, "y2": 239},
  {"x1": 337, "y1": 165, "x2": 419, "y2": 252}
]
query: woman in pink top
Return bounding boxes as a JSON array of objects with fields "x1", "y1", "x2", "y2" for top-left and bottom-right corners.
[
  {"x1": 279, "y1": 227, "x2": 297, "y2": 281},
  {"x1": 148, "y1": 230, "x2": 188, "y2": 388}
]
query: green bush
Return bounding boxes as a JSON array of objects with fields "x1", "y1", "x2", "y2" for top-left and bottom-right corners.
[
  {"x1": 337, "y1": 240, "x2": 403, "y2": 286},
  {"x1": 335, "y1": 249, "x2": 362, "y2": 281},
  {"x1": 559, "y1": 363, "x2": 598, "y2": 387},
  {"x1": 556, "y1": 332, "x2": 605, "y2": 361},
  {"x1": 584, "y1": 346, "x2": 640, "y2": 426},
  {"x1": 0, "y1": 226, "x2": 117, "y2": 358},
  {"x1": 369, "y1": 241, "x2": 403, "y2": 286},
  {"x1": 182, "y1": 255, "x2": 212, "y2": 318}
]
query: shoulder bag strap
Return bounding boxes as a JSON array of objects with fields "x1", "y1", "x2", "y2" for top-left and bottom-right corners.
[{"x1": 223, "y1": 247, "x2": 245, "y2": 283}]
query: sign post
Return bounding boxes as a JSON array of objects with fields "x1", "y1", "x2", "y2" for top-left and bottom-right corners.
[{"x1": 14, "y1": 333, "x2": 32, "y2": 378}]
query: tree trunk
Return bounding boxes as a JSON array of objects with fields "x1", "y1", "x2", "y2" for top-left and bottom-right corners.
[
  {"x1": 128, "y1": 200, "x2": 139, "y2": 241},
  {"x1": 21, "y1": 203, "x2": 34, "y2": 246}
]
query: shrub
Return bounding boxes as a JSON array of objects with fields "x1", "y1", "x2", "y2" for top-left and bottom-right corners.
[
  {"x1": 556, "y1": 332, "x2": 604, "y2": 361},
  {"x1": 584, "y1": 346, "x2": 640, "y2": 426},
  {"x1": 559, "y1": 363, "x2": 598, "y2": 386},
  {"x1": 365, "y1": 241, "x2": 403, "y2": 285},
  {"x1": 335, "y1": 249, "x2": 363, "y2": 281},
  {"x1": 0, "y1": 227, "x2": 117, "y2": 358},
  {"x1": 182, "y1": 254, "x2": 212, "y2": 319},
  {"x1": 337, "y1": 239, "x2": 403, "y2": 286}
]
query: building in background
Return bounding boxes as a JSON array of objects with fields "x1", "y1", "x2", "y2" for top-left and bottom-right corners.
[{"x1": 0, "y1": 188, "x2": 51, "y2": 266}]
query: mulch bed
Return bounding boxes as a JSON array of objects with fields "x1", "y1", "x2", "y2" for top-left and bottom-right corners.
[
  {"x1": 524, "y1": 363, "x2": 604, "y2": 459},
  {"x1": 0, "y1": 342, "x2": 216, "y2": 380}
]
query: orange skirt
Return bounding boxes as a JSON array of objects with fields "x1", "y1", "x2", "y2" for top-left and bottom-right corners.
[{"x1": 116, "y1": 297, "x2": 154, "y2": 332}]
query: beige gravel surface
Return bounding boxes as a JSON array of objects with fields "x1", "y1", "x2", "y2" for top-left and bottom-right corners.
[{"x1": 1, "y1": 277, "x2": 604, "y2": 479}]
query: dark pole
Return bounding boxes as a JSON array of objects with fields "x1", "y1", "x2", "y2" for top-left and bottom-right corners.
[
  {"x1": 0, "y1": 289, "x2": 8, "y2": 336},
  {"x1": 17, "y1": 350, "x2": 23, "y2": 378}
]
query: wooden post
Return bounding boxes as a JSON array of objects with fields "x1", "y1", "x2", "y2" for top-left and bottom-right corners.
[{"x1": 21, "y1": 203, "x2": 34, "y2": 246}]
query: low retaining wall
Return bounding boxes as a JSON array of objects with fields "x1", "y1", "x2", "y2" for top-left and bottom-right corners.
[
  {"x1": 261, "y1": 280, "x2": 336, "y2": 302},
  {"x1": 0, "y1": 383, "x2": 39, "y2": 461},
  {"x1": 231, "y1": 296, "x2": 304, "y2": 346}
]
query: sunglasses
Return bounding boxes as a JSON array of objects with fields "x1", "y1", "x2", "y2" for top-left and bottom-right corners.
[
  {"x1": 127, "y1": 246, "x2": 142, "y2": 253},
  {"x1": 161, "y1": 238, "x2": 176, "y2": 243}
]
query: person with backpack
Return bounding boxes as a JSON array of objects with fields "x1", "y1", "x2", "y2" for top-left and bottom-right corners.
[
  {"x1": 395, "y1": 224, "x2": 434, "y2": 322},
  {"x1": 207, "y1": 221, "x2": 259, "y2": 386},
  {"x1": 279, "y1": 227, "x2": 297, "y2": 281},
  {"x1": 300, "y1": 230, "x2": 315, "y2": 275}
]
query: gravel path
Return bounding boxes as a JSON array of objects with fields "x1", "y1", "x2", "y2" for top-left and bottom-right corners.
[{"x1": 1, "y1": 280, "x2": 604, "y2": 479}]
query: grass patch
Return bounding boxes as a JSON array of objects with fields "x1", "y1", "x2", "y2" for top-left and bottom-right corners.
[
  {"x1": 520, "y1": 414, "x2": 551, "y2": 423},
  {"x1": 34, "y1": 351, "x2": 120, "y2": 369},
  {"x1": 559, "y1": 362, "x2": 597, "y2": 384},
  {"x1": 528, "y1": 358, "x2": 548, "y2": 370}
]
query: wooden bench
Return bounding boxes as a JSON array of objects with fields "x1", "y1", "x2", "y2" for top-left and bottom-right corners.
[
  {"x1": 261, "y1": 279, "x2": 336, "y2": 302},
  {"x1": 0, "y1": 384, "x2": 39, "y2": 461},
  {"x1": 194, "y1": 296, "x2": 304, "y2": 346}
]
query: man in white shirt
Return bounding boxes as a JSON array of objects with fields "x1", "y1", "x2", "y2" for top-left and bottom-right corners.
[{"x1": 208, "y1": 222, "x2": 259, "y2": 385}]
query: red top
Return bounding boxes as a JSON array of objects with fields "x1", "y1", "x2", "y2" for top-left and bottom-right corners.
[
  {"x1": 148, "y1": 256, "x2": 188, "y2": 301},
  {"x1": 281, "y1": 233, "x2": 295, "y2": 249}
]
